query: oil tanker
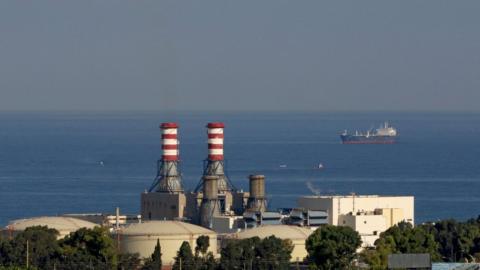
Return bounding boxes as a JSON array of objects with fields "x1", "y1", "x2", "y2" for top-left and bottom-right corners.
[{"x1": 340, "y1": 122, "x2": 398, "y2": 144}]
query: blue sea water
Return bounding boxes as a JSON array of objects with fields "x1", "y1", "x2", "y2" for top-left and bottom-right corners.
[{"x1": 1, "y1": 111, "x2": 480, "y2": 226}]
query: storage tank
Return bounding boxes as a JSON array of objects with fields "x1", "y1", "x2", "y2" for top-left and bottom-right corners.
[
  {"x1": 118, "y1": 221, "x2": 217, "y2": 265},
  {"x1": 200, "y1": 175, "x2": 221, "y2": 228},
  {"x1": 5, "y1": 216, "x2": 98, "y2": 239},
  {"x1": 247, "y1": 175, "x2": 266, "y2": 212},
  {"x1": 231, "y1": 225, "x2": 314, "y2": 262}
]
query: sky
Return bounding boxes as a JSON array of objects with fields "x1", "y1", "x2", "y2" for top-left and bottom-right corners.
[{"x1": 0, "y1": 1, "x2": 479, "y2": 112}]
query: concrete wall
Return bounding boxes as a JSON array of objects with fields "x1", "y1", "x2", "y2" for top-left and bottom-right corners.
[
  {"x1": 141, "y1": 193, "x2": 186, "y2": 220},
  {"x1": 290, "y1": 239, "x2": 309, "y2": 263},
  {"x1": 339, "y1": 214, "x2": 387, "y2": 247},
  {"x1": 211, "y1": 216, "x2": 244, "y2": 233}
]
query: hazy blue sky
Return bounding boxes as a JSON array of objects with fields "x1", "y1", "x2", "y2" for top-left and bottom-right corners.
[{"x1": 1, "y1": 1, "x2": 479, "y2": 111}]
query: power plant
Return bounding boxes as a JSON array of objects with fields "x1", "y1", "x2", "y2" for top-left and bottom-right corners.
[
  {"x1": 141, "y1": 122, "x2": 253, "y2": 230},
  {"x1": 2, "y1": 120, "x2": 416, "y2": 267},
  {"x1": 138, "y1": 121, "x2": 414, "y2": 244}
]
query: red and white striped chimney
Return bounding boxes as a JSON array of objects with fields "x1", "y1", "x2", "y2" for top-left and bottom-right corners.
[
  {"x1": 207, "y1": 122, "x2": 224, "y2": 161},
  {"x1": 161, "y1": 122, "x2": 179, "y2": 161}
]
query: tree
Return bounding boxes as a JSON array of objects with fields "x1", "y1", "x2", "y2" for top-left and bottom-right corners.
[
  {"x1": 219, "y1": 239, "x2": 245, "y2": 270},
  {"x1": 360, "y1": 222, "x2": 440, "y2": 269},
  {"x1": 59, "y1": 226, "x2": 117, "y2": 270},
  {"x1": 219, "y1": 236, "x2": 293, "y2": 270},
  {"x1": 195, "y1": 235, "x2": 210, "y2": 257},
  {"x1": 142, "y1": 239, "x2": 162, "y2": 270},
  {"x1": 194, "y1": 236, "x2": 216, "y2": 270},
  {"x1": 306, "y1": 225, "x2": 362, "y2": 270},
  {"x1": 425, "y1": 219, "x2": 480, "y2": 262},
  {"x1": 118, "y1": 253, "x2": 142, "y2": 270},
  {"x1": 255, "y1": 236, "x2": 293, "y2": 270},
  {"x1": 0, "y1": 226, "x2": 61, "y2": 269},
  {"x1": 172, "y1": 241, "x2": 195, "y2": 270}
]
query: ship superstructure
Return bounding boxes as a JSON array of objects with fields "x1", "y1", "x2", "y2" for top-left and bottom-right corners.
[{"x1": 340, "y1": 122, "x2": 398, "y2": 144}]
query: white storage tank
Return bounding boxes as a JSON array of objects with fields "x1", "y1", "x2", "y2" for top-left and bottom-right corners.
[
  {"x1": 231, "y1": 225, "x2": 314, "y2": 262},
  {"x1": 5, "y1": 216, "x2": 98, "y2": 239},
  {"x1": 118, "y1": 221, "x2": 217, "y2": 265}
]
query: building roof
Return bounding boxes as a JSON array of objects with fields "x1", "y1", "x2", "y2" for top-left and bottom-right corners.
[
  {"x1": 301, "y1": 195, "x2": 414, "y2": 199},
  {"x1": 120, "y1": 221, "x2": 216, "y2": 236},
  {"x1": 388, "y1": 253, "x2": 431, "y2": 269},
  {"x1": 233, "y1": 225, "x2": 314, "y2": 241},
  {"x1": 7, "y1": 216, "x2": 97, "y2": 232}
]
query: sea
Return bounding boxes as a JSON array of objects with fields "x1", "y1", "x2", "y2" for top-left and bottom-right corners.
[{"x1": 1, "y1": 111, "x2": 480, "y2": 226}]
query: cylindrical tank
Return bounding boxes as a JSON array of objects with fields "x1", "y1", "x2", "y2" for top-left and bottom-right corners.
[
  {"x1": 5, "y1": 217, "x2": 98, "y2": 239},
  {"x1": 203, "y1": 175, "x2": 219, "y2": 200},
  {"x1": 118, "y1": 221, "x2": 217, "y2": 265},
  {"x1": 201, "y1": 175, "x2": 220, "y2": 227},
  {"x1": 231, "y1": 225, "x2": 313, "y2": 262},
  {"x1": 247, "y1": 175, "x2": 266, "y2": 212},
  {"x1": 161, "y1": 122, "x2": 179, "y2": 161},
  {"x1": 207, "y1": 122, "x2": 224, "y2": 161},
  {"x1": 249, "y1": 175, "x2": 265, "y2": 199}
]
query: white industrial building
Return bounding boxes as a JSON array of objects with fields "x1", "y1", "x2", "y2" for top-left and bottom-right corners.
[{"x1": 298, "y1": 195, "x2": 414, "y2": 247}]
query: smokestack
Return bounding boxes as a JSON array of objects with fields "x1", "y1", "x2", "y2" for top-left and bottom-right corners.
[
  {"x1": 161, "y1": 122, "x2": 179, "y2": 162},
  {"x1": 200, "y1": 175, "x2": 220, "y2": 227},
  {"x1": 207, "y1": 122, "x2": 224, "y2": 161},
  {"x1": 150, "y1": 123, "x2": 183, "y2": 193},
  {"x1": 201, "y1": 122, "x2": 234, "y2": 193},
  {"x1": 247, "y1": 175, "x2": 267, "y2": 212}
]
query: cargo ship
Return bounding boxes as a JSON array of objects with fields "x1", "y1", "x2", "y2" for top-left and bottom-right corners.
[{"x1": 340, "y1": 122, "x2": 398, "y2": 144}]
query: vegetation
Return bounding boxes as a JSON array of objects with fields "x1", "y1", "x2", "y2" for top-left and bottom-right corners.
[
  {"x1": 219, "y1": 236, "x2": 293, "y2": 270},
  {"x1": 118, "y1": 252, "x2": 142, "y2": 270},
  {"x1": 0, "y1": 226, "x2": 123, "y2": 270},
  {"x1": 58, "y1": 226, "x2": 118, "y2": 269},
  {"x1": 6, "y1": 217, "x2": 480, "y2": 270},
  {"x1": 361, "y1": 217, "x2": 480, "y2": 269},
  {"x1": 172, "y1": 241, "x2": 195, "y2": 270},
  {"x1": 360, "y1": 222, "x2": 440, "y2": 269},
  {"x1": 0, "y1": 226, "x2": 62, "y2": 269},
  {"x1": 305, "y1": 225, "x2": 362, "y2": 270},
  {"x1": 426, "y1": 218, "x2": 480, "y2": 262},
  {"x1": 194, "y1": 236, "x2": 216, "y2": 270},
  {"x1": 141, "y1": 239, "x2": 162, "y2": 270}
]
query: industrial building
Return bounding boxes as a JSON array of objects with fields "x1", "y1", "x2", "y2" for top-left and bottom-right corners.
[
  {"x1": 116, "y1": 221, "x2": 217, "y2": 265},
  {"x1": 140, "y1": 122, "x2": 268, "y2": 232},
  {"x1": 138, "y1": 122, "x2": 415, "y2": 249},
  {"x1": 298, "y1": 195, "x2": 414, "y2": 247},
  {"x1": 3, "y1": 216, "x2": 98, "y2": 239},
  {"x1": 141, "y1": 123, "x2": 186, "y2": 221}
]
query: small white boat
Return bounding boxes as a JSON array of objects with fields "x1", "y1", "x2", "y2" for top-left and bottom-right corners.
[
  {"x1": 318, "y1": 163, "x2": 324, "y2": 169},
  {"x1": 279, "y1": 164, "x2": 287, "y2": 168}
]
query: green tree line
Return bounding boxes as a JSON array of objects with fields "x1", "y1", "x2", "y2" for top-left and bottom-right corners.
[
  {"x1": 4, "y1": 217, "x2": 480, "y2": 270},
  {"x1": 361, "y1": 216, "x2": 480, "y2": 269},
  {"x1": 0, "y1": 226, "x2": 296, "y2": 270}
]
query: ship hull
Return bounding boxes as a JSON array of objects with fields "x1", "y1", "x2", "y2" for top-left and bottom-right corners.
[{"x1": 340, "y1": 135, "x2": 397, "y2": 144}]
